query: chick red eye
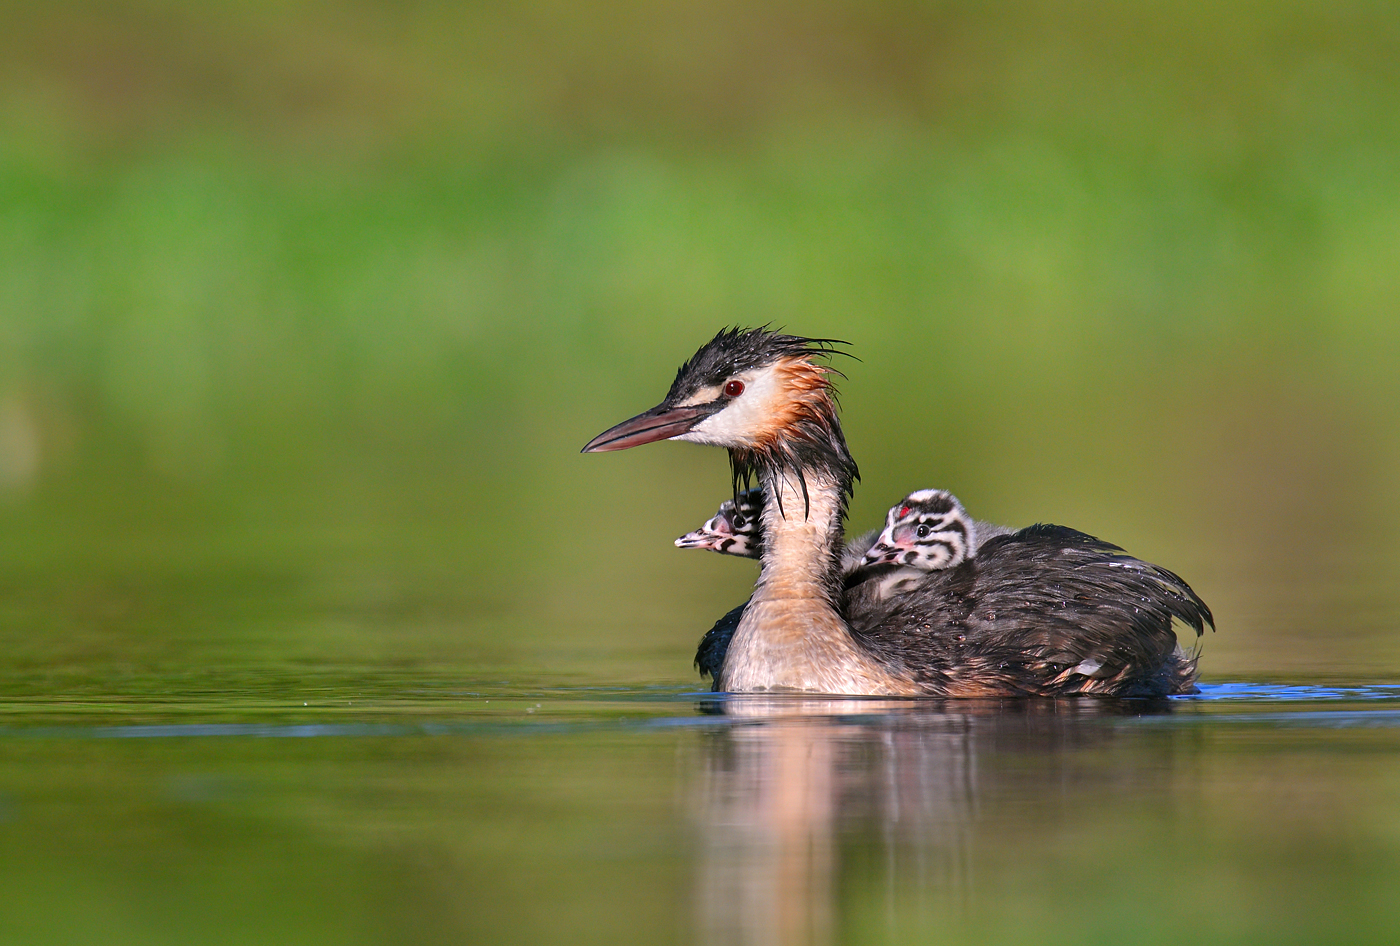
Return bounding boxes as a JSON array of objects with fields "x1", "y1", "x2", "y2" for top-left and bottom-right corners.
[
  {"x1": 916, "y1": 524, "x2": 931, "y2": 538},
  {"x1": 723, "y1": 380, "x2": 745, "y2": 397}
]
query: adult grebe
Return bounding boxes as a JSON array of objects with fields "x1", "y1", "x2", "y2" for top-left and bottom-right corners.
[{"x1": 583, "y1": 327, "x2": 1212, "y2": 696}]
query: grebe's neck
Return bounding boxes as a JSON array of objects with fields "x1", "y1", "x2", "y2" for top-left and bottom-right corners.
[
  {"x1": 756, "y1": 467, "x2": 846, "y2": 605},
  {"x1": 719, "y1": 463, "x2": 915, "y2": 695}
]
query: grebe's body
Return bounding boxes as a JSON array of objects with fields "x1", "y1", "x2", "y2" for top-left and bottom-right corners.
[
  {"x1": 584, "y1": 328, "x2": 1211, "y2": 697},
  {"x1": 694, "y1": 523, "x2": 1201, "y2": 694}
]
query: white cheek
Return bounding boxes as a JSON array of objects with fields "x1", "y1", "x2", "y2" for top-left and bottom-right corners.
[
  {"x1": 673, "y1": 423, "x2": 722, "y2": 445},
  {"x1": 681, "y1": 409, "x2": 751, "y2": 445},
  {"x1": 673, "y1": 370, "x2": 786, "y2": 447}
]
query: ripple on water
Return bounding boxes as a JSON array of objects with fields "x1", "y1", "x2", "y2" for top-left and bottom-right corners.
[{"x1": 5, "y1": 681, "x2": 1400, "y2": 740}]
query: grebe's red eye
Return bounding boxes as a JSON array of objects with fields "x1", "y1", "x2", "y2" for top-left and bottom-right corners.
[{"x1": 723, "y1": 380, "x2": 745, "y2": 397}]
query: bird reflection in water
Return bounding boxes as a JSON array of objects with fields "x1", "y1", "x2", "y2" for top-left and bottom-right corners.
[{"x1": 688, "y1": 697, "x2": 1176, "y2": 946}]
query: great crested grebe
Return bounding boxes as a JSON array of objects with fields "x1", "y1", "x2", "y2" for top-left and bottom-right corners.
[{"x1": 582, "y1": 327, "x2": 1212, "y2": 697}]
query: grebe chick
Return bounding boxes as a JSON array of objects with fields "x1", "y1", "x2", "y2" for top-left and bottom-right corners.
[
  {"x1": 853, "y1": 489, "x2": 987, "y2": 600},
  {"x1": 862, "y1": 489, "x2": 1008, "y2": 570},
  {"x1": 675, "y1": 489, "x2": 764, "y2": 557},
  {"x1": 583, "y1": 327, "x2": 1213, "y2": 697}
]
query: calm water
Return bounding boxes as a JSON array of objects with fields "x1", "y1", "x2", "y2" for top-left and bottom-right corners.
[{"x1": 2, "y1": 677, "x2": 1398, "y2": 945}]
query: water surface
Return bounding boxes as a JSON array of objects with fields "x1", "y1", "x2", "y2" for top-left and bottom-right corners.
[{"x1": 2, "y1": 679, "x2": 1398, "y2": 945}]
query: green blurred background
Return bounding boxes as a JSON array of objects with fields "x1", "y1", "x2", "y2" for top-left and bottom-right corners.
[{"x1": 2, "y1": 0, "x2": 1399, "y2": 692}]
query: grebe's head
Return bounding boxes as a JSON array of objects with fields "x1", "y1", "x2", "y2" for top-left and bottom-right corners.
[
  {"x1": 581, "y1": 327, "x2": 849, "y2": 453},
  {"x1": 674, "y1": 489, "x2": 764, "y2": 558},
  {"x1": 582, "y1": 327, "x2": 860, "y2": 516},
  {"x1": 863, "y1": 489, "x2": 973, "y2": 571}
]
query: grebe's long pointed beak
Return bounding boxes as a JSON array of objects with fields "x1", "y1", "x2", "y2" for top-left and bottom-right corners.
[{"x1": 581, "y1": 402, "x2": 715, "y2": 453}]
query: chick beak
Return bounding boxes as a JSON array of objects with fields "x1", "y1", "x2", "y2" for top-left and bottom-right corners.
[
  {"x1": 862, "y1": 543, "x2": 902, "y2": 567},
  {"x1": 581, "y1": 402, "x2": 714, "y2": 453},
  {"x1": 675, "y1": 529, "x2": 716, "y2": 550}
]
